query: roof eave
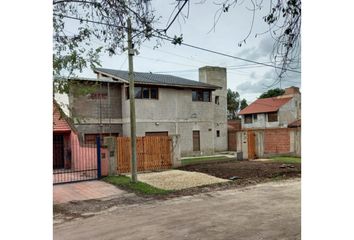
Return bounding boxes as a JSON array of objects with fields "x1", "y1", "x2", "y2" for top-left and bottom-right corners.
[{"x1": 94, "y1": 68, "x2": 221, "y2": 90}]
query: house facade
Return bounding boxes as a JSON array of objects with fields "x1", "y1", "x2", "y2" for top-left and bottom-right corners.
[
  {"x1": 239, "y1": 87, "x2": 301, "y2": 129},
  {"x1": 59, "y1": 66, "x2": 228, "y2": 157},
  {"x1": 236, "y1": 87, "x2": 301, "y2": 159}
]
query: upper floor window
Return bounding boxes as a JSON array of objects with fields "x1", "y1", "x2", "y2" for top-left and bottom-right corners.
[
  {"x1": 215, "y1": 96, "x2": 220, "y2": 105},
  {"x1": 244, "y1": 114, "x2": 253, "y2": 124},
  {"x1": 267, "y1": 112, "x2": 278, "y2": 122},
  {"x1": 126, "y1": 86, "x2": 158, "y2": 100},
  {"x1": 253, "y1": 114, "x2": 257, "y2": 121},
  {"x1": 192, "y1": 89, "x2": 211, "y2": 102}
]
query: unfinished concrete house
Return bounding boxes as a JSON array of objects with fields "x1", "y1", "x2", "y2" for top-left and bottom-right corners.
[{"x1": 59, "y1": 66, "x2": 228, "y2": 157}]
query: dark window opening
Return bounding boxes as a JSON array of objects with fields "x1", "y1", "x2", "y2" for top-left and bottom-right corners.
[
  {"x1": 192, "y1": 90, "x2": 211, "y2": 102},
  {"x1": 215, "y1": 96, "x2": 220, "y2": 105},
  {"x1": 142, "y1": 87, "x2": 150, "y2": 99},
  {"x1": 150, "y1": 88, "x2": 158, "y2": 99},
  {"x1": 244, "y1": 114, "x2": 253, "y2": 124},
  {"x1": 216, "y1": 130, "x2": 220, "y2": 137},
  {"x1": 145, "y1": 131, "x2": 168, "y2": 136},
  {"x1": 253, "y1": 114, "x2": 257, "y2": 121},
  {"x1": 267, "y1": 112, "x2": 278, "y2": 122},
  {"x1": 125, "y1": 87, "x2": 129, "y2": 99},
  {"x1": 126, "y1": 86, "x2": 158, "y2": 100},
  {"x1": 192, "y1": 91, "x2": 197, "y2": 101},
  {"x1": 134, "y1": 87, "x2": 142, "y2": 99}
]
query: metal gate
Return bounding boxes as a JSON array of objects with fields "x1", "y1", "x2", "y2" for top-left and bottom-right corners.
[{"x1": 53, "y1": 135, "x2": 102, "y2": 184}]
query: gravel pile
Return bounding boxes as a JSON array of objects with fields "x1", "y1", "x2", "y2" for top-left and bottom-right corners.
[{"x1": 137, "y1": 170, "x2": 229, "y2": 190}]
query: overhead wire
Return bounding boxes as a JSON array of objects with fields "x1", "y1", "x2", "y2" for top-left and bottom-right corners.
[{"x1": 55, "y1": 13, "x2": 301, "y2": 74}]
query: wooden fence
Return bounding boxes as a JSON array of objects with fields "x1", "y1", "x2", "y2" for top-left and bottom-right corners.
[{"x1": 116, "y1": 136, "x2": 172, "y2": 173}]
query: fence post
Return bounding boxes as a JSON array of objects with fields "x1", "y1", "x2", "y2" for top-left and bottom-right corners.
[
  {"x1": 103, "y1": 136, "x2": 117, "y2": 176},
  {"x1": 96, "y1": 136, "x2": 102, "y2": 179}
]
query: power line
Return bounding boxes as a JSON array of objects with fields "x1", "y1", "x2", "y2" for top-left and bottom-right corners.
[
  {"x1": 142, "y1": 44, "x2": 211, "y2": 65},
  {"x1": 136, "y1": 55, "x2": 199, "y2": 68},
  {"x1": 165, "y1": 0, "x2": 189, "y2": 32},
  {"x1": 55, "y1": 14, "x2": 302, "y2": 74},
  {"x1": 158, "y1": 35, "x2": 301, "y2": 74}
]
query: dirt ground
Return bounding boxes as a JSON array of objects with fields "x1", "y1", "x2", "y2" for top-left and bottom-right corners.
[
  {"x1": 54, "y1": 179, "x2": 301, "y2": 240},
  {"x1": 178, "y1": 159, "x2": 301, "y2": 181},
  {"x1": 54, "y1": 159, "x2": 301, "y2": 223}
]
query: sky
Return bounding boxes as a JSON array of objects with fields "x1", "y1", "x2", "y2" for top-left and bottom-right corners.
[{"x1": 64, "y1": 0, "x2": 301, "y2": 103}]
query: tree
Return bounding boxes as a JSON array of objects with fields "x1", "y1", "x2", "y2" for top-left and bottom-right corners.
[
  {"x1": 215, "y1": 0, "x2": 301, "y2": 78},
  {"x1": 240, "y1": 99, "x2": 248, "y2": 110},
  {"x1": 53, "y1": 0, "x2": 301, "y2": 91},
  {"x1": 259, "y1": 88, "x2": 285, "y2": 98},
  {"x1": 227, "y1": 89, "x2": 240, "y2": 119},
  {"x1": 53, "y1": 0, "x2": 162, "y2": 93}
]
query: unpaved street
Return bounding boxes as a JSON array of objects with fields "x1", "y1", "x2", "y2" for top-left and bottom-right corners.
[{"x1": 54, "y1": 179, "x2": 300, "y2": 240}]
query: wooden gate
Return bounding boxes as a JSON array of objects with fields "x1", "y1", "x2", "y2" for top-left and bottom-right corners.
[
  {"x1": 247, "y1": 131, "x2": 256, "y2": 159},
  {"x1": 116, "y1": 136, "x2": 172, "y2": 173}
]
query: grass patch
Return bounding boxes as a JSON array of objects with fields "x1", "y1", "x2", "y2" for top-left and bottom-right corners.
[
  {"x1": 103, "y1": 175, "x2": 170, "y2": 195},
  {"x1": 181, "y1": 156, "x2": 230, "y2": 165},
  {"x1": 270, "y1": 156, "x2": 301, "y2": 164}
]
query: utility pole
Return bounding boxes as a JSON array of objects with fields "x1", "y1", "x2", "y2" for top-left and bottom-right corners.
[{"x1": 127, "y1": 17, "x2": 137, "y2": 182}]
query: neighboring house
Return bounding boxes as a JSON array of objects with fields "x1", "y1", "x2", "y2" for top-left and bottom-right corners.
[
  {"x1": 53, "y1": 101, "x2": 108, "y2": 177},
  {"x1": 236, "y1": 87, "x2": 301, "y2": 159},
  {"x1": 57, "y1": 66, "x2": 228, "y2": 157},
  {"x1": 239, "y1": 87, "x2": 301, "y2": 129}
]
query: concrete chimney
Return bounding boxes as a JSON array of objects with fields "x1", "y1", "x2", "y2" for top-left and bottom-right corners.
[
  {"x1": 284, "y1": 86, "x2": 300, "y2": 96},
  {"x1": 198, "y1": 66, "x2": 227, "y2": 90}
]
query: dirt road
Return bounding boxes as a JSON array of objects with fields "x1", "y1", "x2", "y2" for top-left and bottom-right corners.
[{"x1": 54, "y1": 179, "x2": 300, "y2": 240}]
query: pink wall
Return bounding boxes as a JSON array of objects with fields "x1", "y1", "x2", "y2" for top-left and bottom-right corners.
[
  {"x1": 70, "y1": 132, "x2": 108, "y2": 174},
  {"x1": 53, "y1": 102, "x2": 108, "y2": 175}
]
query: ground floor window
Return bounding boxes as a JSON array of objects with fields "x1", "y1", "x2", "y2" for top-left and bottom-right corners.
[{"x1": 145, "y1": 131, "x2": 168, "y2": 136}]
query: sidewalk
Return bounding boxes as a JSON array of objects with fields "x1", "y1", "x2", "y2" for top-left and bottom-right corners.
[{"x1": 53, "y1": 180, "x2": 126, "y2": 204}]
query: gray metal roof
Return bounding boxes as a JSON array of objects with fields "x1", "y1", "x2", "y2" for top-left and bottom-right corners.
[
  {"x1": 54, "y1": 76, "x2": 117, "y2": 83},
  {"x1": 94, "y1": 68, "x2": 220, "y2": 90}
]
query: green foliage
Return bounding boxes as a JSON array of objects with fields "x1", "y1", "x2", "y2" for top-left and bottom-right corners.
[
  {"x1": 53, "y1": 0, "x2": 156, "y2": 92},
  {"x1": 259, "y1": 88, "x2": 285, "y2": 98},
  {"x1": 103, "y1": 175, "x2": 170, "y2": 195},
  {"x1": 270, "y1": 156, "x2": 301, "y2": 164},
  {"x1": 227, "y1": 89, "x2": 240, "y2": 119},
  {"x1": 240, "y1": 98, "x2": 248, "y2": 110},
  {"x1": 172, "y1": 34, "x2": 183, "y2": 45}
]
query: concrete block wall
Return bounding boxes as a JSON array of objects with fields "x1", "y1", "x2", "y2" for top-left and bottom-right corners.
[{"x1": 70, "y1": 82, "x2": 122, "y2": 122}]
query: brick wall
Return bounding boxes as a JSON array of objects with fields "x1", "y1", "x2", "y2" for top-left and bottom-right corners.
[{"x1": 264, "y1": 128, "x2": 290, "y2": 154}]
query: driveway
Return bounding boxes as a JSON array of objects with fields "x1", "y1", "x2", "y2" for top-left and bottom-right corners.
[
  {"x1": 54, "y1": 179, "x2": 300, "y2": 240},
  {"x1": 53, "y1": 180, "x2": 126, "y2": 204}
]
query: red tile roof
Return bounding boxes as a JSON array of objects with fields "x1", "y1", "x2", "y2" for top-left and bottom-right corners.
[
  {"x1": 239, "y1": 97, "x2": 292, "y2": 115},
  {"x1": 53, "y1": 100, "x2": 76, "y2": 133}
]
